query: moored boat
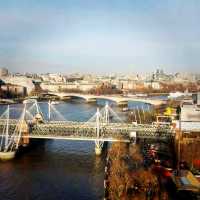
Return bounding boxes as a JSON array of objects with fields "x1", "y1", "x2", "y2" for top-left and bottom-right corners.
[{"x1": 51, "y1": 101, "x2": 60, "y2": 105}]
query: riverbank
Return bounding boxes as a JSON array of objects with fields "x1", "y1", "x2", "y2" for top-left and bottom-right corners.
[
  {"x1": 105, "y1": 142, "x2": 161, "y2": 199},
  {"x1": 105, "y1": 139, "x2": 200, "y2": 200}
]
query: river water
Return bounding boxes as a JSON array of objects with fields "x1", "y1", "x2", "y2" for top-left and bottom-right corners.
[{"x1": 0, "y1": 100, "x2": 150, "y2": 200}]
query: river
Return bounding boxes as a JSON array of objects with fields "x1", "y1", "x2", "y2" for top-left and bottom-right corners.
[{"x1": 0, "y1": 100, "x2": 150, "y2": 200}]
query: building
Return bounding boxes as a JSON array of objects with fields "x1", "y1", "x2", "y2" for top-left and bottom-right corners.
[
  {"x1": 149, "y1": 69, "x2": 173, "y2": 82},
  {"x1": 1, "y1": 75, "x2": 35, "y2": 95},
  {"x1": 40, "y1": 82, "x2": 97, "y2": 92},
  {"x1": 144, "y1": 80, "x2": 161, "y2": 90},
  {"x1": 175, "y1": 94, "x2": 200, "y2": 170},
  {"x1": 40, "y1": 74, "x2": 66, "y2": 83},
  {"x1": 1, "y1": 84, "x2": 27, "y2": 97},
  {"x1": 0, "y1": 68, "x2": 8, "y2": 77},
  {"x1": 174, "y1": 73, "x2": 196, "y2": 83}
]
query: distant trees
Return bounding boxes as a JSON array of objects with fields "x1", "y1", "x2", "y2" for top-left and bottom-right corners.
[
  {"x1": 58, "y1": 88, "x2": 83, "y2": 93},
  {"x1": 157, "y1": 82, "x2": 199, "y2": 93},
  {"x1": 127, "y1": 109, "x2": 156, "y2": 124},
  {"x1": 128, "y1": 82, "x2": 199, "y2": 94},
  {"x1": 89, "y1": 83, "x2": 122, "y2": 95},
  {"x1": 58, "y1": 83, "x2": 123, "y2": 95}
]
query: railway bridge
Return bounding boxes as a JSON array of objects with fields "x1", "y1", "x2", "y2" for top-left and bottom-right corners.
[{"x1": 0, "y1": 99, "x2": 174, "y2": 159}]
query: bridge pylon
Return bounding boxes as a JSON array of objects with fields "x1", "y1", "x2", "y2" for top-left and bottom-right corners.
[
  {"x1": 48, "y1": 100, "x2": 51, "y2": 121},
  {"x1": 95, "y1": 107, "x2": 104, "y2": 155},
  {"x1": 0, "y1": 104, "x2": 29, "y2": 160},
  {"x1": 104, "y1": 102, "x2": 109, "y2": 124}
]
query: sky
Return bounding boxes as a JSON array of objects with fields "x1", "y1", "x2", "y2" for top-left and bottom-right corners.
[{"x1": 0, "y1": 0, "x2": 200, "y2": 74}]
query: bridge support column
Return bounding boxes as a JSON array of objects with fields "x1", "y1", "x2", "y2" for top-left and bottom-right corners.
[
  {"x1": 117, "y1": 101, "x2": 128, "y2": 107},
  {"x1": 129, "y1": 131, "x2": 137, "y2": 144},
  {"x1": 21, "y1": 130, "x2": 30, "y2": 147},
  {"x1": 94, "y1": 107, "x2": 104, "y2": 155},
  {"x1": 95, "y1": 140, "x2": 103, "y2": 155}
]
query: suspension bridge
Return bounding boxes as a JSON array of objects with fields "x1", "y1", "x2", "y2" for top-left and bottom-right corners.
[{"x1": 0, "y1": 99, "x2": 174, "y2": 159}]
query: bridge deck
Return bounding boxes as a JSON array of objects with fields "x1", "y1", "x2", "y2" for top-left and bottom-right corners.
[{"x1": 0, "y1": 119, "x2": 174, "y2": 141}]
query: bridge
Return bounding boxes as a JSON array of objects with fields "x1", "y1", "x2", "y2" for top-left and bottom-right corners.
[
  {"x1": 0, "y1": 120, "x2": 172, "y2": 141},
  {"x1": 0, "y1": 99, "x2": 174, "y2": 158},
  {"x1": 43, "y1": 92, "x2": 165, "y2": 106}
]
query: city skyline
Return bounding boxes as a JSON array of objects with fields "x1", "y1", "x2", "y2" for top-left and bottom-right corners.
[{"x1": 0, "y1": 0, "x2": 200, "y2": 74}]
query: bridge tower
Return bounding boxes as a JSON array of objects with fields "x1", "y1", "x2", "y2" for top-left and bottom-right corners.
[
  {"x1": 48, "y1": 100, "x2": 51, "y2": 121},
  {"x1": 0, "y1": 104, "x2": 29, "y2": 160},
  {"x1": 19, "y1": 103, "x2": 30, "y2": 147},
  {"x1": 104, "y1": 102, "x2": 109, "y2": 124},
  {"x1": 95, "y1": 108, "x2": 104, "y2": 155},
  {"x1": 0, "y1": 105, "x2": 16, "y2": 160},
  {"x1": 94, "y1": 102, "x2": 111, "y2": 155},
  {"x1": 5, "y1": 105, "x2": 10, "y2": 148},
  {"x1": 15, "y1": 103, "x2": 29, "y2": 148}
]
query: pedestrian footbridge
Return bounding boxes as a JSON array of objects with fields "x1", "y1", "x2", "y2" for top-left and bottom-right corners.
[{"x1": 0, "y1": 99, "x2": 173, "y2": 156}]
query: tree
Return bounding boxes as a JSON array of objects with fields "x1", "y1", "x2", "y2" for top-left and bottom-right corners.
[{"x1": 107, "y1": 142, "x2": 160, "y2": 200}]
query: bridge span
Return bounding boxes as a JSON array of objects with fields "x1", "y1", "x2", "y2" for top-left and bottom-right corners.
[
  {"x1": 0, "y1": 119, "x2": 174, "y2": 140},
  {"x1": 0, "y1": 99, "x2": 173, "y2": 159},
  {"x1": 44, "y1": 92, "x2": 165, "y2": 106}
]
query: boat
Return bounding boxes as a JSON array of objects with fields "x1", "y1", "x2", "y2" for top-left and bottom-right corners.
[
  {"x1": 122, "y1": 107, "x2": 129, "y2": 112},
  {"x1": 23, "y1": 98, "x2": 37, "y2": 104},
  {"x1": 126, "y1": 94, "x2": 137, "y2": 98},
  {"x1": 136, "y1": 93, "x2": 148, "y2": 97},
  {"x1": 0, "y1": 99, "x2": 15, "y2": 104},
  {"x1": 168, "y1": 91, "x2": 192, "y2": 99},
  {"x1": 51, "y1": 101, "x2": 60, "y2": 105}
]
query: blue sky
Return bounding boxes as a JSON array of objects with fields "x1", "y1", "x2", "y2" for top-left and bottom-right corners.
[{"x1": 0, "y1": 0, "x2": 200, "y2": 74}]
